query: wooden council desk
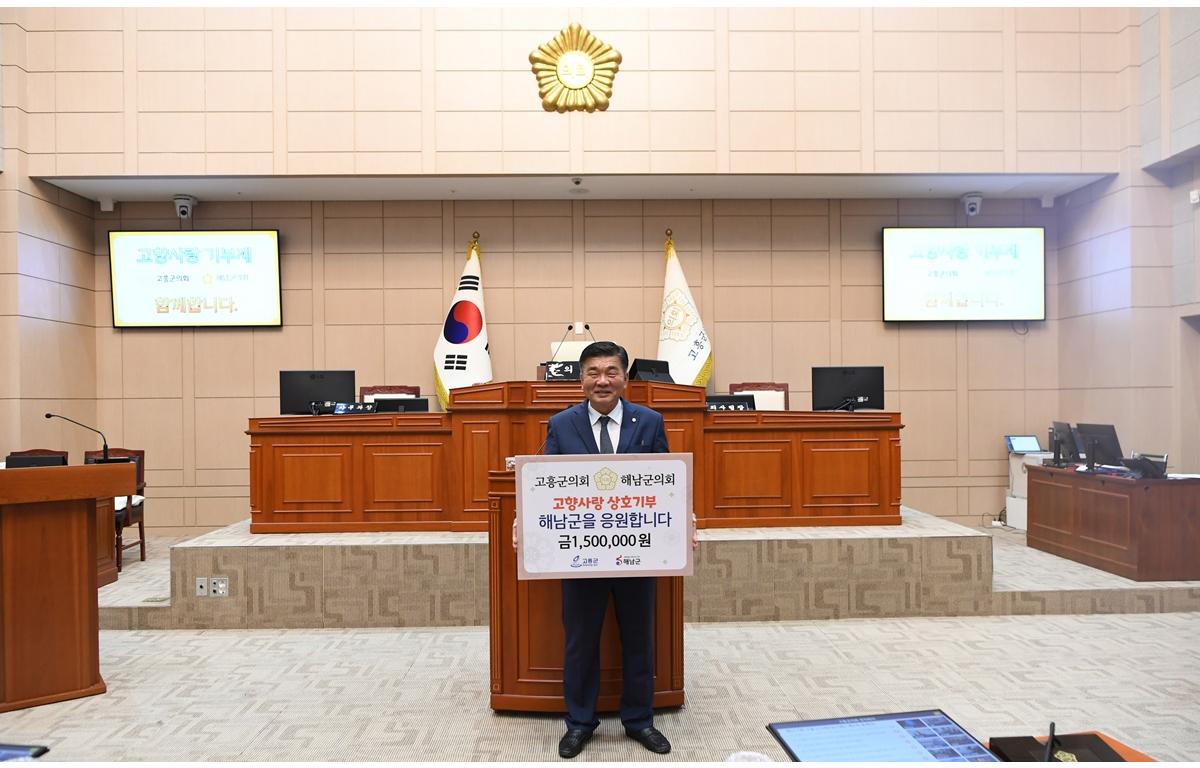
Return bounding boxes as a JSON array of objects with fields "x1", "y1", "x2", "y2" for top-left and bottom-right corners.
[
  {"x1": 1027, "y1": 465, "x2": 1200, "y2": 581},
  {"x1": 247, "y1": 380, "x2": 903, "y2": 533}
]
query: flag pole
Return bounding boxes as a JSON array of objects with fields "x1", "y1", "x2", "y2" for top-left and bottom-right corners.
[
  {"x1": 469, "y1": 231, "x2": 480, "y2": 259},
  {"x1": 664, "y1": 228, "x2": 673, "y2": 258}
]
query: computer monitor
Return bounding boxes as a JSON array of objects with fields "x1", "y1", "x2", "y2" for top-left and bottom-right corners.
[
  {"x1": 4, "y1": 453, "x2": 67, "y2": 468},
  {"x1": 375, "y1": 397, "x2": 430, "y2": 413},
  {"x1": 279, "y1": 370, "x2": 355, "y2": 415},
  {"x1": 1051, "y1": 420, "x2": 1080, "y2": 462},
  {"x1": 1075, "y1": 423, "x2": 1124, "y2": 465},
  {"x1": 811, "y1": 366, "x2": 884, "y2": 411}
]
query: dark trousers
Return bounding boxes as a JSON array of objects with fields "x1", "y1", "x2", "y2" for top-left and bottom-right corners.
[{"x1": 561, "y1": 576, "x2": 656, "y2": 733}]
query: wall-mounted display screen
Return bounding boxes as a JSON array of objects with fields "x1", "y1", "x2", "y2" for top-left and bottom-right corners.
[
  {"x1": 108, "y1": 230, "x2": 281, "y2": 328},
  {"x1": 882, "y1": 227, "x2": 1045, "y2": 322}
]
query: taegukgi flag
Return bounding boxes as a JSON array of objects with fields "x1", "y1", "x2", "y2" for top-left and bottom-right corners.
[
  {"x1": 657, "y1": 232, "x2": 712, "y2": 387},
  {"x1": 434, "y1": 234, "x2": 492, "y2": 409}
]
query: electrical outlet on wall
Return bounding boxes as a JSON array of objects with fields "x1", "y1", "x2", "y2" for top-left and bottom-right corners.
[
  {"x1": 1189, "y1": 189, "x2": 1200, "y2": 205},
  {"x1": 195, "y1": 577, "x2": 209, "y2": 597},
  {"x1": 209, "y1": 577, "x2": 229, "y2": 597}
]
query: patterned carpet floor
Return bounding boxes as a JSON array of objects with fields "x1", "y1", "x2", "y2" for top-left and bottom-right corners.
[{"x1": 1, "y1": 613, "x2": 1197, "y2": 761}]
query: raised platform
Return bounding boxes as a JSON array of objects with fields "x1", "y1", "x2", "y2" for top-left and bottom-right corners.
[{"x1": 99, "y1": 508, "x2": 1200, "y2": 630}]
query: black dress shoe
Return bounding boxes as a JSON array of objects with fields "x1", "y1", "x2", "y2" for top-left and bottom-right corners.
[
  {"x1": 558, "y1": 729, "x2": 592, "y2": 759},
  {"x1": 626, "y1": 726, "x2": 671, "y2": 754}
]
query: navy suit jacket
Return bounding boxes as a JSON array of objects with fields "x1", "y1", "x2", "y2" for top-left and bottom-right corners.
[{"x1": 544, "y1": 399, "x2": 669, "y2": 456}]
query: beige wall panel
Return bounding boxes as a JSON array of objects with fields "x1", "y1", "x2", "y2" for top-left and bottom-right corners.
[
  {"x1": 1016, "y1": 72, "x2": 1082, "y2": 112},
  {"x1": 513, "y1": 287, "x2": 572, "y2": 324},
  {"x1": 872, "y1": 8, "x2": 937, "y2": 31},
  {"x1": 939, "y1": 32, "x2": 1004, "y2": 71},
  {"x1": 730, "y1": 112, "x2": 795, "y2": 152},
  {"x1": 730, "y1": 152, "x2": 795, "y2": 173},
  {"x1": 795, "y1": 31, "x2": 861, "y2": 71},
  {"x1": 324, "y1": 216, "x2": 382, "y2": 254},
  {"x1": 793, "y1": 152, "x2": 862, "y2": 173},
  {"x1": 383, "y1": 250, "x2": 443, "y2": 287},
  {"x1": 501, "y1": 112, "x2": 570, "y2": 153},
  {"x1": 434, "y1": 30, "x2": 503, "y2": 71},
  {"x1": 937, "y1": 8, "x2": 1004, "y2": 31},
  {"x1": 729, "y1": 8, "x2": 794, "y2": 30},
  {"x1": 384, "y1": 217, "x2": 442, "y2": 253},
  {"x1": 581, "y1": 152, "x2": 651, "y2": 174},
  {"x1": 137, "y1": 30, "x2": 203, "y2": 71},
  {"x1": 205, "y1": 71, "x2": 273, "y2": 112},
  {"x1": 285, "y1": 30, "x2": 354, "y2": 71},
  {"x1": 1015, "y1": 32, "x2": 1081, "y2": 71},
  {"x1": 728, "y1": 72, "x2": 795, "y2": 111},
  {"x1": 1081, "y1": 112, "x2": 1122, "y2": 152},
  {"x1": 1130, "y1": 308, "x2": 1170, "y2": 387},
  {"x1": 715, "y1": 286, "x2": 772, "y2": 322},
  {"x1": 875, "y1": 112, "x2": 939, "y2": 151},
  {"x1": 651, "y1": 150, "x2": 718, "y2": 172},
  {"x1": 793, "y1": 8, "x2": 860, "y2": 31},
  {"x1": 895, "y1": 389, "x2": 957, "y2": 461},
  {"x1": 968, "y1": 390, "x2": 1026, "y2": 460},
  {"x1": 841, "y1": 286, "x2": 886, "y2": 322},
  {"x1": 354, "y1": 30, "x2": 421, "y2": 70},
  {"x1": 204, "y1": 31, "x2": 273, "y2": 71},
  {"x1": 323, "y1": 252, "x2": 382, "y2": 290},
  {"x1": 356, "y1": 112, "x2": 422, "y2": 152},
  {"x1": 54, "y1": 71, "x2": 123, "y2": 113},
  {"x1": 841, "y1": 319, "x2": 898, "y2": 370},
  {"x1": 793, "y1": 72, "x2": 861, "y2": 111},
  {"x1": 138, "y1": 72, "x2": 205, "y2": 112},
  {"x1": 795, "y1": 111, "x2": 861, "y2": 152},
  {"x1": 581, "y1": 111, "x2": 650, "y2": 152},
  {"x1": 967, "y1": 325, "x2": 1027, "y2": 389},
  {"x1": 382, "y1": 288, "x2": 443, "y2": 325},
  {"x1": 873, "y1": 72, "x2": 939, "y2": 112},
  {"x1": 123, "y1": 397, "x2": 184, "y2": 470},
  {"x1": 95, "y1": 326, "x2": 123, "y2": 398},
  {"x1": 899, "y1": 486, "x2": 958, "y2": 517},
  {"x1": 597, "y1": 71, "x2": 649, "y2": 112},
  {"x1": 252, "y1": 325, "x2": 314, "y2": 395},
  {"x1": 1016, "y1": 112, "x2": 1081, "y2": 152},
  {"x1": 435, "y1": 112, "x2": 502, "y2": 152},
  {"x1": 1023, "y1": 388, "x2": 1059, "y2": 436},
  {"x1": 841, "y1": 250, "x2": 882, "y2": 286},
  {"x1": 356, "y1": 71, "x2": 422, "y2": 111},
  {"x1": 56, "y1": 113, "x2": 123, "y2": 154},
  {"x1": 897, "y1": 325, "x2": 957, "y2": 390},
  {"x1": 714, "y1": 251, "x2": 772, "y2": 286},
  {"x1": 968, "y1": 485, "x2": 1005, "y2": 519},
  {"x1": 382, "y1": 324, "x2": 438, "y2": 393},
  {"x1": 194, "y1": 497, "x2": 248, "y2": 528},
  {"x1": 287, "y1": 112, "x2": 355, "y2": 152},
  {"x1": 713, "y1": 215, "x2": 770, "y2": 251},
  {"x1": 873, "y1": 32, "x2": 938, "y2": 71},
  {"x1": 650, "y1": 71, "x2": 717, "y2": 112},
  {"x1": 772, "y1": 251, "x2": 830, "y2": 286},
  {"x1": 841, "y1": 214, "x2": 892, "y2": 250},
  {"x1": 646, "y1": 31, "x2": 714, "y2": 71},
  {"x1": 938, "y1": 112, "x2": 1005, "y2": 152},
  {"x1": 281, "y1": 290, "x2": 313, "y2": 326},
  {"x1": 194, "y1": 397, "x2": 254, "y2": 470},
  {"x1": 120, "y1": 330, "x2": 183, "y2": 399},
  {"x1": 1080, "y1": 72, "x2": 1123, "y2": 112},
  {"x1": 135, "y1": 6, "x2": 203, "y2": 29},
  {"x1": 54, "y1": 7, "x2": 122, "y2": 30},
  {"x1": 512, "y1": 251, "x2": 573, "y2": 288},
  {"x1": 875, "y1": 152, "x2": 942, "y2": 173},
  {"x1": 771, "y1": 286, "x2": 831, "y2": 321},
  {"x1": 515, "y1": 322, "x2": 590, "y2": 375},
  {"x1": 585, "y1": 251, "x2": 643, "y2": 288},
  {"x1": 584, "y1": 286, "x2": 645, "y2": 324},
  {"x1": 1080, "y1": 31, "x2": 1130, "y2": 73},
  {"x1": 728, "y1": 30, "x2": 793, "y2": 71},
  {"x1": 203, "y1": 8, "x2": 272, "y2": 30},
  {"x1": 193, "y1": 331, "x2": 253, "y2": 398},
  {"x1": 205, "y1": 113, "x2": 273, "y2": 153},
  {"x1": 1016, "y1": 7, "x2": 1080, "y2": 32},
  {"x1": 939, "y1": 152, "x2": 1005, "y2": 173},
  {"x1": 510, "y1": 220, "x2": 570, "y2": 258},
  {"x1": 453, "y1": 215, "x2": 514, "y2": 252},
  {"x1": 324, "y1": 324, "x2": 384, "y2": 385},
  {"x1": 54, "y1": 30, "x2": 122, "y2": 71},
  {"x1": 770, "y1": 321, "x2": 830, "y2": 389},
  {"x1": 287, "y1": 71, "x2": 355, "y2": 111},
  {"x1": 648, "y1": 7, "x2": 716, "y2": 30},
  {"x1": 711, "y1": 321, "x2": 773, "y2": 387},
  {"x1": 937, "y1": 72, "x2": 1005, "y2": 112},
  {"x1": 502, "y1": 153, "x2": 569, "y2": 173},
  {"x1": 1022, "y1": 322, "x2": 1059, "y2": 390},
  {"x1": 436, "y1": 71, "x2": 500, "y2": 111},
  {"x1": 324, "y1": 289, "x2": 384, "y2": 325},
  {"x1": 585, "y1": 215, "x2": 644, "y2": 252},
  {"x1": 1128, "y1": 386, "x2": 1175, "y2": 458}
]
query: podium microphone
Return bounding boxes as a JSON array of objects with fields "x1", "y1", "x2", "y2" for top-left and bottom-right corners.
[
  {"x1": 583, "y1": 323, "x2": 597, "y2": 342},
  {"x1": 549, "y1": 323, "x2": 573, "y2": 362},
  {"x1": 45, "y1": 412, "x2": 109, "y2": 460}
]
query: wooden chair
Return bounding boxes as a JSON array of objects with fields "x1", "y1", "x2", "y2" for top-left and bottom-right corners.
[
  {"x1": 84, "y1": 448, "x2": 145, "y2": 570},
  {"x1": 359, "y1": 385, "x2": 420, "y2": 402},
  {"x1": 729, "y1": 382, "x2": 790, "y2": 411}
]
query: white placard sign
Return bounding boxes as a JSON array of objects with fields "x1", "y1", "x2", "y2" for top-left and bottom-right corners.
[{"x1": 515, "y1": 453, "x2": 693, "y2": 580}]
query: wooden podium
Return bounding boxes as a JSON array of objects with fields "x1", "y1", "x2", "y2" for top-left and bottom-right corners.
[
  {"x1": 488, "y1": 470, "x2": 685, "y2": 713},
  {"x1": 0, "y1": 462, "x2": 136, "y2": 712}
]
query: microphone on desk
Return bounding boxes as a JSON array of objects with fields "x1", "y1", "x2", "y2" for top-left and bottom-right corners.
[
  {"x1": 45, "y1": 412, "x2": 109, "y2": 460},
  {"x1": 583, "y1": 323, "x2": 596, "y2": 342},
  {"x1": 549, "y1": 323, "x2": 574, "y2": 363}
]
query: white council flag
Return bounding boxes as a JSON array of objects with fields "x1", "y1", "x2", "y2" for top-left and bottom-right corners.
[
  {"x1": 433, "y1": 235, "x2": 493, "y2": 409},
  {"x1": 657, "y1": 233, "x2": 712, "y2": 387}
]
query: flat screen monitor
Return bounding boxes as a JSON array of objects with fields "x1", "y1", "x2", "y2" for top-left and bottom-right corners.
[
  {"x1": 812, "y1": 366, "x2": 884, "y2": 411},
  {"x1": 375, "y1": 397, "x2": 430, "y2": 413},
  {"x1": 882, "y1": 227, "x2": 1045, "y2": 321},
  {"x1": 1051, "y1": 420, "x2": 1080, "y2": 462},
  {"x1": 4, "y1": 453, "x2": 67, "y2": 468},
  {"x1": 279, "y1": 370, "x2": 355, "y2": 415},
  {"x1": 1005, "y1": 435, "x2": 1042, "y2": 453},
  {"x1": 108, "y1": 230, "x2": 281, "y2": 328},
  {"x1": 1075, "y1": 423, "x2": 1124, "y2": 465},
  {"x1": 768, "y1": 709, "x2": 999, "y2": 762}
]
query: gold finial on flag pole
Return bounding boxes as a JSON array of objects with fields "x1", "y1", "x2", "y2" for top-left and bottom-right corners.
[
  {"x1": 468, "y1": 231, "x2": 481, "y2": 259},
  {"x1": 664, "y1": 228, "x2": 674, "y2": 259}
]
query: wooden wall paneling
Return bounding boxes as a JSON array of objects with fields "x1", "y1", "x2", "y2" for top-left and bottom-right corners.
[
  {"x1": 799, "y1": 437, "x2": 879, "y2": 512},
  {"x1": 95, "y1": 497, "x2": 118, "y2": 587},
  {"x1": 248, "y1": 442, "x2": 262, "y2": 514},
  {"x1": 274, "y1": 442, "x2": 354, "y2": 517},
  {"x1": 710, "y1": 438, "x2": 792, "y2": 518},
  {"x1": 459, "y1": 418, "x2": 501, "y2": 526},
  {"x1": 362, "y1": 439, "x2": 447, "y2": 524}
]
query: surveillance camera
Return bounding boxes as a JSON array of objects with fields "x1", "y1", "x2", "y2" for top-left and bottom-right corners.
[
  {"x1": 571, "y1": 177, "x2": 583, "y2": 186},
  {"x1": 173, "y1": 195, "x2": 198, "y2": 220},
  {"x1": 961, "y1": 193, "x2": 983, "y2": 217}
]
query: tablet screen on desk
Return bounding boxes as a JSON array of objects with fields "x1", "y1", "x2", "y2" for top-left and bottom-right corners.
[
  {"x1": 1005, "y1": 435, "x2": 1042, "y2": 453},
  {"x1": 768, "y1": 709, "x2": 999, "y2": 762}
]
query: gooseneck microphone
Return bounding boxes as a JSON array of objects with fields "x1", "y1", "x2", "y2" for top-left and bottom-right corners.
[
  {"x1": 549, "y1": 323, "x2": 573, "y2": 362},
  {"x1": 44, "y1": 412, "x2": 109, "y2": 460},
  {"x1": 583, "y1": 323, "x2": 597, "y2": 342}
]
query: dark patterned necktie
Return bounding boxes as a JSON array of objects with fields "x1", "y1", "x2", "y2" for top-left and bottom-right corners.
[{"x1": 598, "y1": 415, "x2": 614, "y2": 454}]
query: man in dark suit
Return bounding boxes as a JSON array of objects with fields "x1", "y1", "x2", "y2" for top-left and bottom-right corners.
[{"x1": 544, "y1": 341, "x2": 673, "y2": 758}]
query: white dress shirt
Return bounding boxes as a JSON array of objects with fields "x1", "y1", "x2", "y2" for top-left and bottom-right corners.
[{"x1": 587, "y1": 399, "x2": 623, "y2": 453}]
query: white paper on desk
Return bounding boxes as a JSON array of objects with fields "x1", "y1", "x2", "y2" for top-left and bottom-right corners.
[{"x1": 1167, "y1": 473, "x2": 1200, "y2": 479}]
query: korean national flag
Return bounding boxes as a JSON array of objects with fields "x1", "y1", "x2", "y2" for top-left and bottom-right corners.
[{"x1": 434, "y1": 239, "x2": 492, "y2": 409}]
